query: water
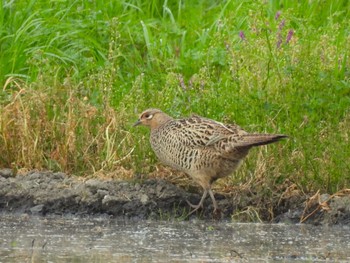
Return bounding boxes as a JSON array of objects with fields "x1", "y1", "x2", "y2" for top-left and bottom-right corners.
[{"x1": 0, "y1": 214, "x2": 349, "y2": 262}]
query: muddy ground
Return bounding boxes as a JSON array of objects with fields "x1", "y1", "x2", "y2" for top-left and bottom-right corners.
[{"x1": 0, "y1": 169, "x2": 349, "y2": 225}]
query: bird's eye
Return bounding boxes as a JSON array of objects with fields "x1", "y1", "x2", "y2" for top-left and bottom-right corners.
[{"x1": 145, "y1": 114, "x2": 153, "y2": 119}]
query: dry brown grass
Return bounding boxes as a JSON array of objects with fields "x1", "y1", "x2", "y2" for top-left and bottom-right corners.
[
  {"x1": 0, "y1": 77, "x2": 134, "y2": 176},
  {"x1": 300, "y1": 189, "x2": 350, "y2": 223}
]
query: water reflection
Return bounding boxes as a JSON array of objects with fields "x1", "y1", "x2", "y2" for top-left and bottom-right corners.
[{"x1": 0, "y1": 214, "x2": 349, "y2": 262}]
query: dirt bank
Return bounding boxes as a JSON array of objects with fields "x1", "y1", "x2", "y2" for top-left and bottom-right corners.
[{"x1": 0, "y1": 169, "x2": 349, "y2": 225}]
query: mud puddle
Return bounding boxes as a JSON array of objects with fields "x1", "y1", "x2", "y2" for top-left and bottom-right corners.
[{"x1": 1, "y1": 215, "x2": 349, "y2": 262}]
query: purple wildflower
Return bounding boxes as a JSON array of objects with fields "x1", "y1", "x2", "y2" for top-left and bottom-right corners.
[
  {"x1": 276, "y1": 19, "x2": 286, "y2": 48},
  {"x1": 275, "y1": 11, "x2": 281, "y2": 20},
  {"x1": 286, "y1": 29, "x2": 294, "y2": 44},
  {"x1": 239, "y1": 31, "x2": 245, "y2": 40},
  {"x1": 278, "y1": 19, "x2": 285, "y2": 31},
  {"x1": 276, "y1": 36, "x2": 282, "y2": 48}
]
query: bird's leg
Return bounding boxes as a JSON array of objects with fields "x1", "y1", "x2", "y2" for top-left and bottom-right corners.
[
  {"x1": 208, "y1": 188, "x2": 219, "y2": 213},
  {"x1": 186, "y1": 189, "x2": 208, "y2": 215}
]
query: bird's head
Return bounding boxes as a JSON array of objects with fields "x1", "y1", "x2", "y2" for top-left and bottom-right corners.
[{"x1": 133, "y1": 108, "x2": 172, "y2": 129}]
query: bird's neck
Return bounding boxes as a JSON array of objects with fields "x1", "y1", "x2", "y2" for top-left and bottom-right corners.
[{"x1": 150, "y1": 114, "x2": 173, "y2": 130}]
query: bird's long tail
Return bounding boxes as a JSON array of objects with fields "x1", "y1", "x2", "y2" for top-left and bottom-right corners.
[{"x1": 236, "y1": 134, "x2": 288, "y2": 147}]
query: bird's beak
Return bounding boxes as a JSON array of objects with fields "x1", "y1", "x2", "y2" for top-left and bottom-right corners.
[{"x1": 133, "y1": 119, "x2": 141, "y2": 127}]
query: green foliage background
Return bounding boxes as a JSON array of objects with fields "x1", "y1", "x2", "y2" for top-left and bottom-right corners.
[{"x1": 0, "y1": 0, "x2": 349, "y2": 193}]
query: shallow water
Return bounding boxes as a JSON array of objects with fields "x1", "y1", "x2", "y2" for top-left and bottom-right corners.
[{"x1": 0, "y1": 215, "x2": 349, "y2": 262}]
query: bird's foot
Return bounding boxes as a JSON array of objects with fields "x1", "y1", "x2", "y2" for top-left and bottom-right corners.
[
  {"x1": 186, "y1": 200, "x2": 202, "y2": 209},
  {"x1": 212, "y1": 207, "x2": 222, "y2": 219},
  {"x1": 186, "y1": 200, "x2": 203, "y2": 216}
]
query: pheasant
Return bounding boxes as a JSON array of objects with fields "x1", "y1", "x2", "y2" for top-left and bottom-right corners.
[{"x1": 134, "y1": 108, "x2": 287, "y2": 214}]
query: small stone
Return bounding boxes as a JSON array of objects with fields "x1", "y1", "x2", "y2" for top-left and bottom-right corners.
[
  {"x1": 0, "y1": 169, "x2": 14, "y2": 178},
  {"x1": 28, "y1": 172, "x2": 42, "y2": 180},
  {"x1": 20, "y1": 213, "x2": 30, "y2": 221},
  {"x1": 52, "y1": 172, "x2": 65, "y2": 180},
  {"x1": 140, "y1": 194, "x2": 149, "y2": 205},
  {"x1": 85, "y1": 179, "x2": 100, "y2": 187},
  {"x1": 320, "y1": 194, "x2": 330, "y2": 203},
  {"x1": 102, "y1": 195, "x2": 119, "y2": 205},
  {"x1": 85, "y1": 179, "x2": 108, "y2": 193},
  {"x1": 97, "y1": 189, "x2": 109, "y2": 197},
  {"x1": 30, "y1": 204, "x2": 44, "y2": 214}
]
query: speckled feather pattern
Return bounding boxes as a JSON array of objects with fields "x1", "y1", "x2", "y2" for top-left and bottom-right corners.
[
  {"x1": 149, "y1": 114, "x2": 285, "y2": 185},
  {"x1": 135, "y1": 108, "x2": 287, "y2": 211}
]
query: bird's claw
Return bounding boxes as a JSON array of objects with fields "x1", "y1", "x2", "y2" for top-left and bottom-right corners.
[{"x1": 186, "y1": 200, "x2": 203, "y2": 215}]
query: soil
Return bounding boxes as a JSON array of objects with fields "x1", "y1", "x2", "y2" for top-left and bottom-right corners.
[{"x1": 1, "y1": 169, "x2": 349, "y2": 225}]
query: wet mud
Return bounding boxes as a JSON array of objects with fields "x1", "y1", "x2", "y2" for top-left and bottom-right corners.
[{"x1": 0, "y1": 169, "x2": 349, "y2": 225}]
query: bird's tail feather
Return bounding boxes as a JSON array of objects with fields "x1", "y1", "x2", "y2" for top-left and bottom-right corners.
[{"x1": 236, "y1": 134, "x2": 288, "y2": 147}]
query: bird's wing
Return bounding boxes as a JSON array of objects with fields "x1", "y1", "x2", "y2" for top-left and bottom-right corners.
[{"x1": 164, "y1": 115, "x2": 247, "y2": 149}]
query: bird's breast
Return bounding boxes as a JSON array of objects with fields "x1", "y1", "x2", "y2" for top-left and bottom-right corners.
[{"x1": 150, "y1": 130, "x2": 199, "y2": 171}]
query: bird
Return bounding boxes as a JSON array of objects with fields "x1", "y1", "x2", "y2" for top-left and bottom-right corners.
[{"x1": 134, "y1": 108, "x2": 287, "y2": 214}]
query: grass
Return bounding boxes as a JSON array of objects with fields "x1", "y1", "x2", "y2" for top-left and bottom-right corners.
[{"x1": 0, "y1": 0, "x2": 349, "y2": 198}]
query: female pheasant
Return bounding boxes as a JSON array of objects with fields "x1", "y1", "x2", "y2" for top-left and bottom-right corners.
[{"x1": 134, "y1": 108, "x2": 287, "y2": 214}]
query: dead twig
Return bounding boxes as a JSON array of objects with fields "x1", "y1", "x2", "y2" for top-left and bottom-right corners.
[{"x1": 300, "y1": 189, "x2": 350, "y2": 223}]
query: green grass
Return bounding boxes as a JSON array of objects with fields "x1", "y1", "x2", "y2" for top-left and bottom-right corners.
[{"x1": 0, "y1": 0, "x2": 349, "y2": 194}]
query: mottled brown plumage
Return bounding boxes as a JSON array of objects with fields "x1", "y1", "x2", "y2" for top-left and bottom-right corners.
[{"x1": 134, "y1": 108, "x2": 287, "y2": 214}]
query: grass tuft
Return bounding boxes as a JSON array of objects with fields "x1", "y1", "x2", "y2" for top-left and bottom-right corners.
[{"x1": 0, "y1": 77, "x2": 134, "y2": 175}]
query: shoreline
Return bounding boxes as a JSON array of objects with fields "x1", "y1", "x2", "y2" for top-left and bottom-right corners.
[{"x1": 1, "y1": 169, "x2": 349, "y2": 225}]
